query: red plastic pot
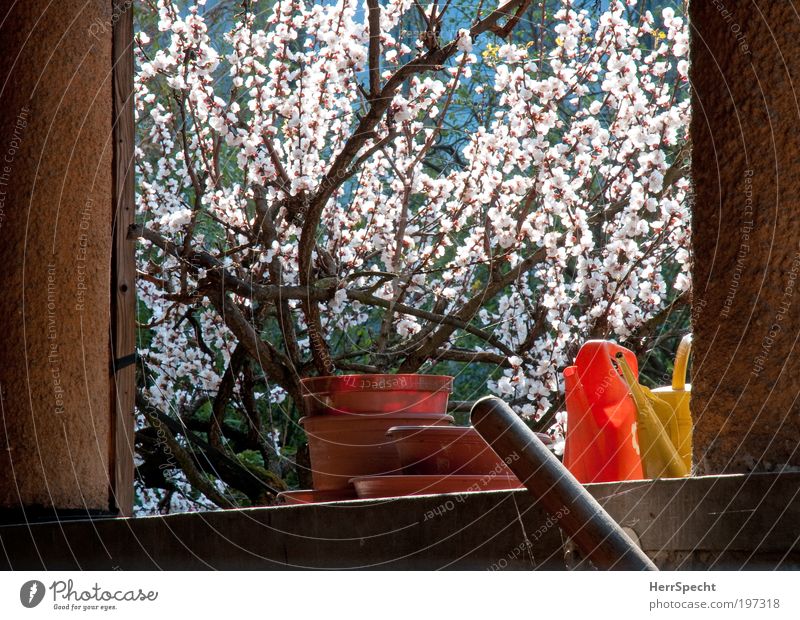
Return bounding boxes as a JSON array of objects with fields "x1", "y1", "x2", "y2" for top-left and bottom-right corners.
[
  {"x1": 301, "y1": 413, "x2": 454, "y2": 490},
  {"x1": 301, "y1": 374, "x2": 453, "y2": 416},
  {"x1": 350, "y1": 474, "x2": 524, "y2": 499},
  {"x1": 387, "y1": 425, "x2": 552, "y2": 476},
  {"x1": 277, "y1": 489, "x2": 358, "y2": 505}
]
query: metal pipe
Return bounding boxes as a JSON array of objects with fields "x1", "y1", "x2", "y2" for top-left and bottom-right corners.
[{"x1": 471, "y1": 396, "x2": 658, "y2": 571}]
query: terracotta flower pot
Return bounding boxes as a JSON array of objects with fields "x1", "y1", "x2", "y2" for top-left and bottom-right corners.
[
  {"x1": 301, "y1": 413, "x2": 454, "y2": 490},
  {"x1": 387, "y1": 425, "x2": 552, "y2": 476},
  {"x1": 301, "y1": 374, "x2": 453, "y2": 416},
  {"x1": 277, "y1": 488, "x2": 358, "y2": 505},
  {"x1": 350, "y1": 473, "x2": 524, "y2": 500}
]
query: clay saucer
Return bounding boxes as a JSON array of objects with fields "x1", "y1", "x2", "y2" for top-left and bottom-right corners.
[
  {"x1": 277, "y1": 488, "x2": 358, "y2": 505},
  {"x1": 387, "y1": 425, "x2": 552, "y2": 476},
  {"x1": 350, "y1": 473, "x2": 523, "y2": 499}
]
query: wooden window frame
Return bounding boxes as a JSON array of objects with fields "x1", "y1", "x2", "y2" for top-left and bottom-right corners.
[{"x1": 110, "y1": 0, "x2": 135, "y2": 516}]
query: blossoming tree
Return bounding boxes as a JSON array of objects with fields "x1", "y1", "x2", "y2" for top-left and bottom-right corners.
[{"x1": 133, "y1": 0, "x2": 690, "y2": 513}]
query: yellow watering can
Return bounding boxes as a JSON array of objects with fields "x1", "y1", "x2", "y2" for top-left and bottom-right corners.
[
  {"x1": 616, "y1": 352, "x2": 688, "y2": 479},
  {"x1": 651, "y1": 334, "x2": 692, "y2": 473}
]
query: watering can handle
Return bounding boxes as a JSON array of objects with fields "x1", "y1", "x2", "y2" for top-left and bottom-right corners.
[{"x1": 672, "y1": 334, "x2": 692, "y2": 391}]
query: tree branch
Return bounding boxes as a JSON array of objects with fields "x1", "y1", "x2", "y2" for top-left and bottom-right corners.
[
  {"x1": 396, "y1": 154, "x2": 690, "y2": 373},
  {"x1": 128, "y1": 223, "x2": 337, "y2": 303},
  {"x1": 137, "y1": 391, "x2": 287, "y2": 504},
  {"x1": 297, "y1": 0, "x2": 531, "y2": 373},
  {"x1": 205, "y1": 286, "x2": 298, "y2": 399},
  {"x1": 210, "y1": 343, "x2": 247, "y2": 449},
  {"x1": 433, "y1": 348, "x2": 512, "y2": 366},
  {"x1": 137, "y1": 393, "x2": 233, "y2": 509},
  {"x1": 346, "y1": 288, "x2": 516, "y2": 357},
  {"x1": 367, "y1": 0, "x2": 381, "y2": 98}
]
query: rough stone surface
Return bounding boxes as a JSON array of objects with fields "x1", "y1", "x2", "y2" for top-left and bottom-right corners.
[
  {"x1": 690, "y1": 2, "x2": 800, "y2": 473},
  {"x1": 0, "y1": 1, "x2": 112, "y2": 509}
]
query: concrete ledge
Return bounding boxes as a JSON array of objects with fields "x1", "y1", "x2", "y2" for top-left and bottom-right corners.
[{"x1": 1, "y1": 472, "x2": 798, "y2": 570}]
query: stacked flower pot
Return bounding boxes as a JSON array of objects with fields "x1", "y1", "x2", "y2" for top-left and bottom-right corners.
[{"x1": 279, "y1": 374, "x2": 552, "y2": 504}]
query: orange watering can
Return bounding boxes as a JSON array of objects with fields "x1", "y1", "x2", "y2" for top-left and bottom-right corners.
[{"x1": 563, "y1": 341, "x2": 644, "y2": 483}]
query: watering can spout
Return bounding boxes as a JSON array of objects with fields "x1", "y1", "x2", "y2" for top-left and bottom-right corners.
[
  {"x1": 652, "y1": 334, "x2": 693, "y2": 473},
  {"x1": 672, "y1": 333, "x2": 692, "y2": 391}
]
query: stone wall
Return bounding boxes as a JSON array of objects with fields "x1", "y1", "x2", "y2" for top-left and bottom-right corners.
[
  {"x1": 690, "y1": 1, "x2": 800, "y2": 473},
  {"x1": 0, "y1": 0, "x2": 113, "y2": 510}
]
